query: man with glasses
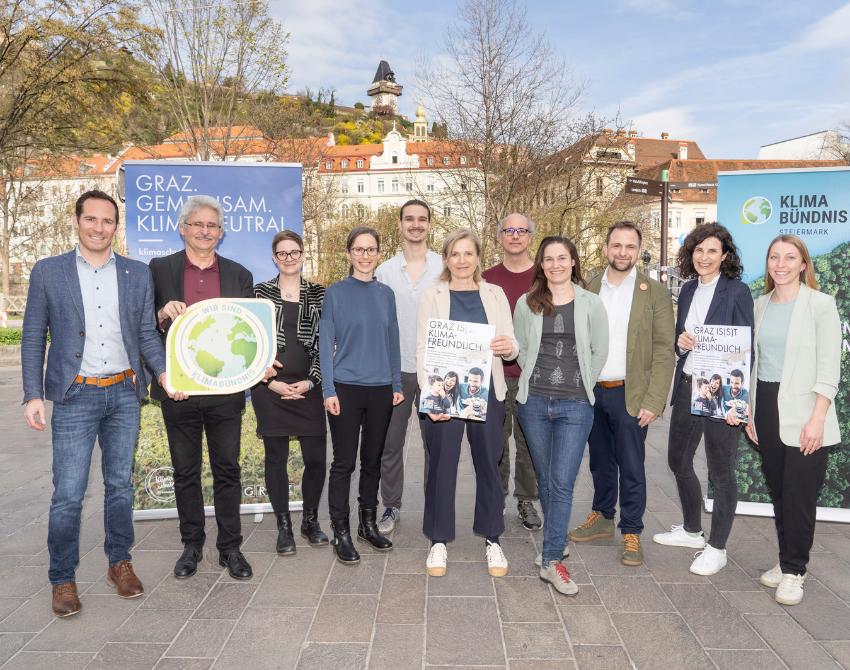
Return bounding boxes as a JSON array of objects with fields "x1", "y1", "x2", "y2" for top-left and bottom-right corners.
[
  {"x1": 149, "y1": 195, "x2": 255, "y2": 581},
  {"x1": 482, "y1": 213, "x2": 542, "y2": 531},
  {"x1": 22, "y1": 190, "x2": 184, "y2": 616},
  {"x1": 374, "y1": 199, "x2": 443, "y2": 533}
]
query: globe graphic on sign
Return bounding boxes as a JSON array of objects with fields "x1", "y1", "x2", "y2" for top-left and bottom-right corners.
[
  {"x1": 741, "y1": 196, "x2": 773, "y2": 225},
  {"x1": 186, "y1": 314, "x2": 258, "y2": 378}
]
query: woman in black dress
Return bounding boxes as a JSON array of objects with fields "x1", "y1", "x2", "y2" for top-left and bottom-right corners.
[{"x1": 252, "y1": 230, "x2": 328, "y2": 554}]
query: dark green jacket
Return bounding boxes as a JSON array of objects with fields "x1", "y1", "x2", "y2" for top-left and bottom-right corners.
[{"x1": 586, "y1": 270, "x2": 675, "y2": 417}]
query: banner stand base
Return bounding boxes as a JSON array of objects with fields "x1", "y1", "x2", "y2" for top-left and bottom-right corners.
[
  {"x1": 134, "y1": 501, "x2": 303, "y2": 522},
  {"x1": 705, "y1": 498, "x2": 850, "y2": 524}
]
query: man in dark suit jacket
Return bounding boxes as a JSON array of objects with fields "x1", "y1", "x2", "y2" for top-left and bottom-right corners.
[
  {"x1": 149, "y1": 194, "x2": 255, "y2": 581},
  {"x1": 22, "y1": 190, "x2": 181, "y2": 617}
]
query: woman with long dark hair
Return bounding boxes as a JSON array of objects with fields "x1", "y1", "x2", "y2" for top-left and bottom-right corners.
[
  {"x1": 653, "y1": 223, "x2": 753, "y2": 576},
  {"x1": 417, "y1": 229, "x2": 518, "y2": 578},
  {"x1": 746, "y1": 235, "x2": 841, "y2": 605},
  {"x1": 252, "y1": 231, "x2": 327, "y2": 555},
  {"x1": 320, "y1": 226, "x2": 404, "y2": 564},
  {"x1": 514, "y1": 236, "x2": 608, "y2": 596}
]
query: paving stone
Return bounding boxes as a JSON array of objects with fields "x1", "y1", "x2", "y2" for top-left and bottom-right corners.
[
  {"x1": 707, "y1": 649, "x2": 786, "y2": 669},
  {"x1": 427, "y1": 559, "x2": 495, "y2": 596},
  {"x1": 0, "y1": 650, "x2": 95, "y2": 669},
  {"x1": 325, "y1": 553, "x2": 386, "y2": 595},
  {"x1": 573, "y1": 543, "x2": 649, "y2": 576},
  {"x1": 642, "y1": 541, "x2": 711, "y2": 583},
  {"x1": 595, "y1": 575, "x2": 675, "y2": 613},
  {"x1": 307, "y1": 594, "x2": 378, "y2": 643},
  {"x1": 495, "y1": 577, "x2": 559, "y2": 622},
  {"x1": 0, "y1": 588, "x2": 55, "y2": 633},
  {"x1": 807, "y1": 552, "x2": 850, "y2": 603},
  {"x1": 507, "y1": 661, "x2": 576, "y2": 670},
  {"x1": 560, "y1": 605, "x2": 620, "y2": 645},
  {"x1": 385, "y1": 548, "x2": 428, "y2": 574},
  {"x1": 554, "y1": 583, "x2": 601, "y2": 606},
  {"x1": 141, "y1": 573, "x2": 220, "y2": 610},
  {"x1": 502, "y1": 622, "x2": 571, "y2": 660},
  {"x1": 708, "y1": 558, "x2": 764, "y2": 591},
  {"x1": 218, "y1": 551, "x2": 275, "y2": 584},
  {"x1": 426, "y1": 597, "x2": 504, "y2": 666},
  {"x1": 0, "y1": 632, "x2": 33, "y2": 665},
  {"x1": 109, "y1": 608, "x2": 191, "y2": 644},
  {"x1": 296, "y1": 642, "x2": 368, "y2": 669},
  {"x1": 0, "y1": 598, "x2": 26, "y2": 622},
  {"x1": 729, "y1": 539, "x2": 784, "y2": 579},
  {"x1": 165, "y1": 618, "x2": 234, "y2": 658},
  {"x1": 721, "y1": 589, "x2": 785, "y2": 615},
  {"x1": 251, "y1": 549, "x2": 333, "y2": 607},
  {"x1": 784, "y1": 579, "x2": 850, "y2": 641},
  {"x1": 663, "y1": 583, "x2": 766, "y2": 649},
  {"x1": 745, "y1": 614, "x2": 840, "y2": 669},
  {"x1": 0, "y1": 565, "x2": 45, "y2": 598},
  {"x1": 611, "y1": 612, "x2": 715, "y2": 670},
  {"x1": 571, "y1": 645, "x2": 632, "y2": 670},
  {"x1": 87, "y1": 642, "x2": 169, "y2": 669},
  {"x1": 154, "y1": 658, "x2": 213, "y2": 670},
  {"x1": 377, "y1": 573, "x2": 424, "y2": 624},
  {"x1": 24, "y1": 593, "x2": 141, "y2": 652},
  {"x1": 820, "y1": 640, "x2": 850, "y2": 667},
  {"x1": 192, "y1": 582, "x2": 257, "y2": 619},
  {"x1": 217, "y1": 606, "x2": 313, "y2": 669},
  {"x1": 368, "y1": 623, "x2": 423, "y2": 669}
]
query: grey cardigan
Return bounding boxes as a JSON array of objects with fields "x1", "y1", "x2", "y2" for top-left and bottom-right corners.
[
  {"x1": 751, "y1": 284, "x2": 842, "y2": 447},
  {"x1": 513, "y1": 283, "x2": 609, "y2": 404}
]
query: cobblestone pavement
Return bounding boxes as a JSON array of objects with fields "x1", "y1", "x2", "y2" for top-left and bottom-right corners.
[{"x1": 1, "y1": 365, "x2": 849, "y2": 669}]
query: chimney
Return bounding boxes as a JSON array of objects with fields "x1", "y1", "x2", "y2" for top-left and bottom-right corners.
[
  {"x1": 661, "y1": 132, "x2": 670, "y2": 140},
  {"x1": 678, "y1": 143, "x2": 688, "y2": 160}
]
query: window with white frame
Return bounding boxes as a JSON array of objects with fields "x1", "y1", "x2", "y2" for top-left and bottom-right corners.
[
  {"x1": 377, "y1": 179, "x2": 385, "y2": 193},
  {"x1": 444, "y1": 205, "x2": 451, "y2": 216},
  {"x1": 427, "y1": 156, "x2": 434, "y2": 166},
  {"x1": 341, "y1": 159, "x2": 348, "y2": 169},
  {"x1": 341, "y1": 204, "x2": 349, "y2": 216},
  {"x1": 427, "y1": 180, "x2": 435, "y2": 192},
  {"x1": 325, "y1": 160, "x2": 333, "y2": 169},
  {"x1": 391, "y1": 178, "x2": 399, "y2": 192},
  {"x1": 405, "y1": 181, "x2": 413, "y2": 192},
  {"x1": 356, "y1": 159, "x2": 364, "y2": 168},
  {"x1": 357, "y1": 180, "x2": 365, "y2": 193},
  {"x1": 442, "y1": 156, "x2": 450, "y2": 165},
  {"x1": 460, "y1": 155, "x2": 467, "y2": 165},
  {"x1": 341, "y1": 179, "x2": 349, "y2": 194}
]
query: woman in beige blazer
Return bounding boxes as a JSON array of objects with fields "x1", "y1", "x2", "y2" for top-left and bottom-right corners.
[
  {"x1": 416, "y1": 229, "x2": 519, "y2": 579},
  {"x1": 745, "y1": 234, "x2": 842, "y2": 606}
]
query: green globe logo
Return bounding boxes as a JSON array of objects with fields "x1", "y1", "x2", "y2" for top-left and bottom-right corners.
[
  {"x1": 741, "y1": 196, "x2": 773, "y2": 225},
  {"x1": 186, "y1": 314, "x2": 258, "y2": 378}
]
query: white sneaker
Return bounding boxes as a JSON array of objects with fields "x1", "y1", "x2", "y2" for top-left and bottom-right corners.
[
  {"x1": 775, "y1": 573, "x2": 806, "y2": 606},
  {"x1": 759, "y1": 563, "x2": 782, "y2": 588},
  {"x1": 689, "y1": 544, "x2": 727, "y2": 575},
  {"x1": 426, "y1": 543, "x2": 447, "y2": 577},
  {"x1": 377, "y1": 507, "x2": 400, "y2": 534},
  {"x1": 653, "y1": 524, "x2": 706, "y2": 548},
  {"x1": 534, "y1": 545, "x2": 570, "y2": 567},
  {"x1": 539, "y1": 560, "x2": 578, "y2": 596},
  {"x1": 485, "y1": 540, "x2": 508, "y2": 577}
]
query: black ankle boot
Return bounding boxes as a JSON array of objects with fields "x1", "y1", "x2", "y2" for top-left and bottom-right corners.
[
  {"x1": 301, "y1": 508, "x2": 329, "y2": 546},
  {"x1": 331, "y1": 518, "x2": 360, "y2": 564},
  {"x1": 275, "y1": 512, "x2": 296, "y2": 555},
  {"x1": 357, "y1": 507, "x2": 393, "y2": 551}
]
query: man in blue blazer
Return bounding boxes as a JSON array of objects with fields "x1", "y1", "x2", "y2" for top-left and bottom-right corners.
[{"x1": 21, "y1": 190, "x2": 182, "y2": 618}]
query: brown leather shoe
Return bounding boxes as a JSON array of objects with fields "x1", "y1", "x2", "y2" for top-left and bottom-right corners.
[
  {"x1": 106, "y1": 560, "x2": 144, "y2": 598},
  {"x1": 52, "y1": 582, "x2": 81, "y2": 617}
]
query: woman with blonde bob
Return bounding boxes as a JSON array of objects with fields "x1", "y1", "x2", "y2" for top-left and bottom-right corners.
[
  {"x1": 745, "y1": 235, "x2": 842, "y2": 606},
  {"x1": 417, "y1": 229, "x2": 519, "y2": 578}
]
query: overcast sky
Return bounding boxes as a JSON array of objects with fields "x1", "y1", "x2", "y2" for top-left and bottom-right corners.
[{"x1": 271, "y1": 0, "x2": 850, "y2": 158}]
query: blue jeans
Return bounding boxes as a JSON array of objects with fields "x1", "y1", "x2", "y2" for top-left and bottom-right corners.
[
  {"x1": 48, "y1": 379, "x2": 140, "y2": 584},
  {"x1": 518, "y1": 394, "x2": 593, "y2": 564}
]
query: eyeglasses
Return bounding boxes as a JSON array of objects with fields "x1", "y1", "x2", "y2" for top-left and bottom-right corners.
[
  {"x1": 183, "y1": 221, "x2": 221, "y2": 232},
  {"x1": 274, "y1": 249, "x2": 303, "y2": 261},
  {"x1": 502, "y1": 227, "x2": 530, "y2": 237},
  {"x1": 350, "y1": 247, "x2": 379, "y2": 258}
]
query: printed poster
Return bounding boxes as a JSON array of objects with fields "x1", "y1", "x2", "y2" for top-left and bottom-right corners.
[
  {"x1": 690, "y1": 325, "x2": 751, "y2": 422},
  {"x1": 420, "y1": 318, "x2": 495, "y2": 421}
]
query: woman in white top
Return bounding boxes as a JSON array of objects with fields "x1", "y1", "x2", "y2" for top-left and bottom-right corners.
[
  {"x1": 653, "y1": 223, "x2": 754, "y2": 576},
  {"x1": 745, "y1": 235, "x2": 841, "y2": 606}
]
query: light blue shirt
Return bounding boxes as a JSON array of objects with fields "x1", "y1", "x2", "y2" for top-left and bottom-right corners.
[
  {"x1": 76, "y1": 247, "x2": 131, "y2": 375},
  {"x1": 756, "y1": 298, "x2": 795, "y2": 382},
  {"x1": 376, "y1": 250, "x2": 443, "y2": 373}
]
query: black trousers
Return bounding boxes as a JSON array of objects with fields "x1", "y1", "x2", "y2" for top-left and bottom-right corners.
[
  {"x1": 422, "y1": 386, "x2": 505, "y2": 543},
  {"x1": 754, "y1": 381, "x2": 829, "y2": 575},
  {"x1": 667, "y1": 374, "x2": 740, "y2": 549},
  {"x1": 161, "y1": 393, "x2": 245, "y2": 552},
  {"x1": 588, "y1": 384, "x2": 648, "y2": 535},
  {"x1": 327, "y1": 383, "x2": 394, "y2": 521},
  {"x1": 263, "y1": 435, "x2": 327, "y2": 513}
]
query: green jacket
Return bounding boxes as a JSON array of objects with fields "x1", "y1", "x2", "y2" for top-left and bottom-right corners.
[
  {"x1": 586, "y1": 270, "x2": 675, "y2": 417},
  {"x1": 513, "y1": 283, "x2": 609, "y2": 405}
]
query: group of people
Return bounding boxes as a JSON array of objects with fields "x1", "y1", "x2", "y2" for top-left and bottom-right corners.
[{"x1": 22, "y1": 190, "x2": 842, "y2": 619}]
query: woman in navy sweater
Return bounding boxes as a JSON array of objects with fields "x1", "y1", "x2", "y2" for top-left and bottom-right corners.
[
  {"x1": 320, "y1": 226, "x2": 404, "y2": 564},
  {"x1": 653, "y1": 223, "x2": 753, "y2": 576}
]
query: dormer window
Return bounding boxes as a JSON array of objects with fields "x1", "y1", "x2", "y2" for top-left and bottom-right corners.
[
  {"x1": 341, "y1": 159, "x2": 348, "y2": 169},
  {"x1": 427, "y1": 156, "x2": 434, "y2": 166},
  {"x1": 442, "y1": 156, "x2": 450, "y2": 165},
  {"x1": 460, "y1": 155, "x2": 467, "y2": 165},
  {"x1": 392, "y1": 155, "x2": 398, "y2": 164},
  {"x1": 325, "y1": 160, "x2": 333, "y2": 169},
  {"x1": 356, "y1": 159, "x2": 364, "y2": 168}
]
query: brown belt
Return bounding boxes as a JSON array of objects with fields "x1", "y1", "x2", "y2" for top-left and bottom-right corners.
[
  {"x1": 74, "y1": 369, "x2": 135, "y2": 387},
  {"x1": 597, "y1": 380, "x2": 625, "y2": 389}
]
